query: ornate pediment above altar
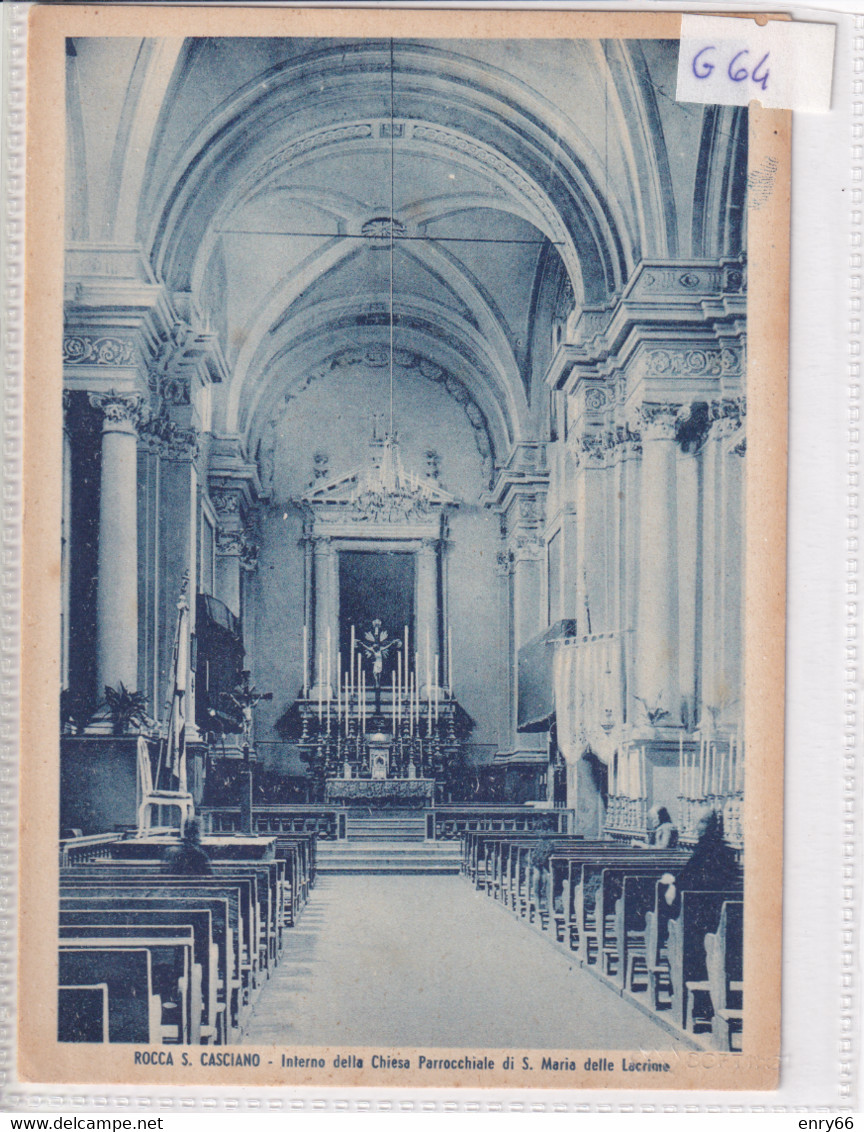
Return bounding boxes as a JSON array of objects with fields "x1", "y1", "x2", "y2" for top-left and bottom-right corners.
[{"x1": 299, "y1": 432, "x2": 455, "y2": 540}]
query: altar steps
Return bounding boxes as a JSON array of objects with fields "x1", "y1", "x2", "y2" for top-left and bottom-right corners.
[
  {"x1": 316, "y1": 841, "x2": 461, "y2": 874},
  {"x1": 345, "y1": 814, "x2": 427, "y2": 842}
]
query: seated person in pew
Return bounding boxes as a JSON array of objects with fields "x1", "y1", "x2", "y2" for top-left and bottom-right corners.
[
  {"x1": 632, "y1": 806, "x2": 678, "y2": 849},
  {"x1": 162, "y1": 817, "x2": 213, "y2": 877},
  {"x1": 661, "y1": 810, "x2": 739, "y2": 909}
]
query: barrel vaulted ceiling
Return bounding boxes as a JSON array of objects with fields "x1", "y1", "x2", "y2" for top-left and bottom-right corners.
[{"x1": 65, "y1": 36, "x2": 747, "y2": 460}]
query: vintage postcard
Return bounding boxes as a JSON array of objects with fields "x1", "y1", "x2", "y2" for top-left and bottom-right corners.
[{"x1": 18, "y1": 4, "x2": 788, "y2": 1093}]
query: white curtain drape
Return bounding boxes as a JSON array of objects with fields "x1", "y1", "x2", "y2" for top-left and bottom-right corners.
[{"x1": 552, "y1": 636, "x2": 621, "y2": 767}]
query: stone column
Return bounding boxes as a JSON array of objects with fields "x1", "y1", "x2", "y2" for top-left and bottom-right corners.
[
  {"x1": 636, "y1": 403, "x2": 681, "y2": 724},
  {"x1": 312, "y1": 538, "x2": 335, "y2": 697},
  {"x1": 416, "y1": 538, "x2": 439, "y2": 693},
  {"x1": 61, "y1": 393, "x2": 72, "y2": 691},
  {"x1": 700, "y1": 401, "x2": 745, "y2": 727},
  {"x1": 89, "y1": 391, "x2": 143, "y2": 693},
  {"x1": 495, "y1": 550, "x2": 513, "y2": 751}
]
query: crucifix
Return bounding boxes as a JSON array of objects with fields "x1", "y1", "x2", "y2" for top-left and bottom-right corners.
[
  {"x1": 358, "y1": 619, "x2": 401, "y2": 715},
  {"x1": 223, "y1": 670, "x2": 273, "y2": 833}
]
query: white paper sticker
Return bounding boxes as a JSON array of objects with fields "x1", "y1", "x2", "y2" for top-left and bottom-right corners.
[{"x1": 676, "y1": 14, "x2": 835, "y2": 113}]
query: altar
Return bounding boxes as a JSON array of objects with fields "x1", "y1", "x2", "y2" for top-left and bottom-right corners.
[{"x1": 324, "y1": 777, "x2": 436, "y2": 806}]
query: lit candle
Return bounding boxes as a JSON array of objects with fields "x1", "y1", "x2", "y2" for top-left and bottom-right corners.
[
  {"x1": 641, "y1": 746, "x2": 646, "y2": 798},
  {"x1": 336, "y1": 653, "x2": 342, "y2": 723},
  {"x1": 326, "y1": 628, "x2": 331, "y2": 698},
  {"x1": 317, "y1": 656, "x2": 322, "y2": 721},
  {"x1": 448, "y1": 625, "x2": 453, "y2": 695},
  {"x1": 404, "y1": 625, "x2": 409, "y2": 693},
  {"x1": 302, "y1": 624, "x2": 308, "y2": 699},
  {"x1": 700, "y1": 734, "x2": 705, "y2": 796},
  {"x1": 350, "y1": 624, "x2": 356, "y2": 698},
  {"x1": 434, "y1": 653, "x2": 439, "y2": 721},
  {"x1": 409, "y1": 672, "x2": 415, "y2": 736},
  {"x1": 425, "y1": 629, "x2": 431, "y2": 697},
  {"x1": 344, "y1": 672, "x2": 349, "y2": 729}
]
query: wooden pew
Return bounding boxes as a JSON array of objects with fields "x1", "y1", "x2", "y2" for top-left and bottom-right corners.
[
  {"x1": 90, "y1": 859, "x2": 284, "y2": 973},
  {"x1": 704, "y1": 899, "x2": 744, "y2": 1050},
  {"x1": 546, "y1": 847, "x2": 688, "y2": 955},
  {"x1": 58, "y1": 948, "x2": 161, "y2": 1043},
  {"x1": 614, "y1": 874, "x2": 668, "y2": 991},
  {"x1": 61, "y1": 897, "x2": 230, "y2": 1043},
  {"x1": 61, "y1": 871, "x2": 258, "y2": 991},
  {"x1": 60, "y1": 880, "x2": 247, "y2": 1036},
  {"x1": 667, "y1": 889, "x2": 743, "y2": 1031},
  {"x1": 59, "y1": 925, "x2": 196, "y2": 1043},
  {"x1": 60, "y1": 907, "x2": 219, "y2": 1044},
  {"x1": 589, "y1": 857, "x2": 690, "y2": 970},
  {"x1": 58, "y1": 984, "x2": 108, "y2": 1043}
]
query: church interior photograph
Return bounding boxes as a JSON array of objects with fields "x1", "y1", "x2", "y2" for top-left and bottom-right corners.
[{"x1": 57, "y1": 33, "x2": 748, "y2": 1056}]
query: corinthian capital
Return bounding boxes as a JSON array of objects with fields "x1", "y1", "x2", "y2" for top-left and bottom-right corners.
[
  {"x1": 88, "y1": 390, "x2": 144, "y2": 431},
  {"x1": 638, "y1": 402, "x2": 682, "y2": 442}
]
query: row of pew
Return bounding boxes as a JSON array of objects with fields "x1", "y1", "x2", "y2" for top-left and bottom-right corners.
[
  {"x1": 462, "y1": 831, "x2": 743, "y2": 1050},
  {"x1": 58, "y1": 833, "x2": 317, "y2": 1044}
]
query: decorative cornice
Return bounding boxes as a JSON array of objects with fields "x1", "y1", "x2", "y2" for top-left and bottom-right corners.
[
  {"x1": 210, "y1": 490, "x2": 242, "y2": 519},
  {"x1": 708, "y1": 396, "x2": 746, "y2": 439},
  {"x1": 65, "y1": 335, "x2": 137, "y2": 368},
  {"x1": 637, "y1": 402, "x2": 683, "y2": 442},
  {"x1": 88, "y1": 390, "x2": 145, "y2": 430},
  {"x1": 138, "y1": 406, "x2": 199, "y2": 460},
  {"x1": 217, "y1": 526, "x2": 259, "y2": 571},
  {"x1": 640, "y1": 345, "x2": 744, "y2": 380}
]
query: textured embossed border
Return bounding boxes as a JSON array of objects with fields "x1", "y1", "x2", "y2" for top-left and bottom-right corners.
[{"x1": 1, "y1": 0, "x2": 858, "y2": 1113}]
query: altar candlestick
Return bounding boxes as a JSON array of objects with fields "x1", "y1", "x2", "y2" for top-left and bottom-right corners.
[
  {"x1": 317, "y1": 656, "x2": 322, "y2": 721},
  {"x1": 425, "y1": 630, "x2": 431, "y2": 698},
  {"x1": 350, "y1": 624, "x2": 356, "y2": 697},
  {"x1": 326, "y1": 628, "x2": 331, "y2": 697},
  {"x1": 343, "y1": 672, "x2": 349, "y2": 729},
  {"x1": 641, "y1": 746, "x2": 646, "y2": 798},
  {"x1": 448, "y1": 626, "x2": 453, "y2": 695},
  {"x1": 391, "y1": 671, "x2": 396, "y2": 734},
  {"x1": 404, "y1": 625, "x2": 409, "y2": 693},
  {"x1": 302, "y1": 624, "x2": 308, "y2": 699},
  {"x1": 336, "y1": 653, "x2": 342, "y2": 724},
  {"x1": 409, "y1": 672, "x2": 415, "y2": 736},
  {"x1": 699, "y1": 735, "x2": 705, "y2": 796},
  {"x1": 428, "y1": 680, "x2": 433, "y2": 734},
  {"x1": 434, "y1": 654, "x2": 439, "y2": 721}
]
